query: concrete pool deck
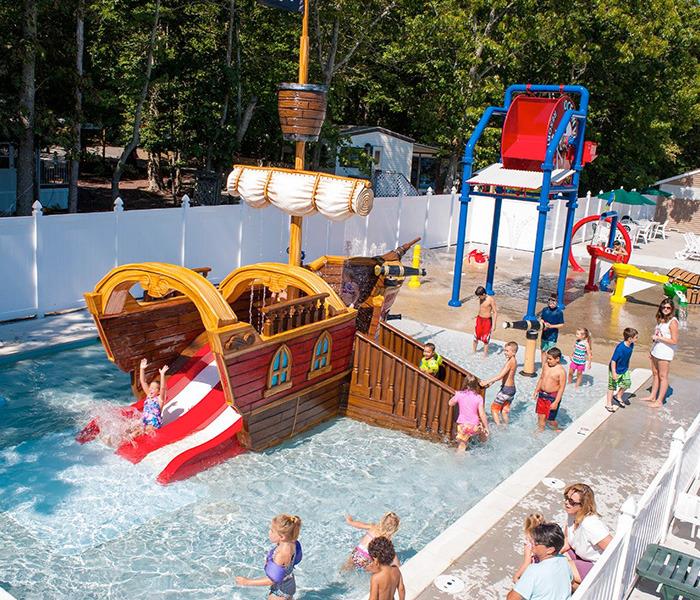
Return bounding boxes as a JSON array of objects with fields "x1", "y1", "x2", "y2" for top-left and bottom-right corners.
[
  {"x1": 0, "y1": 309, "x2": 97, "y2": 362},
  {"x1": 407, "y1": 372, "x2": 698, "y2": 600}
]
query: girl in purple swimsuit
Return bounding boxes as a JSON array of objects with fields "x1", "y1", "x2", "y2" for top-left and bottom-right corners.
[
  {"x1": 138, "y1": 358, "x2": 169, "y2": 433},
  {"x1": 236, "y1": 514, "x2": 303, "y2": 599}
]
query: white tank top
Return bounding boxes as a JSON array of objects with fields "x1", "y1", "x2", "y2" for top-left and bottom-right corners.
[{"x1": 651, "y1": 317, "x2": 678, "y2": 361}]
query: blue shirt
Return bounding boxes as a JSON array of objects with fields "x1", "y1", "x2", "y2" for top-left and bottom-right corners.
[
  {"x1": 514, "y1": 556, "x2": 572, "y2": 600},
  {"x1": 539, "y1": 306, "x2": 565, "y2": 343},
  {"x1": 610, "y1": 341, "x2": 634, "y2": 374}
]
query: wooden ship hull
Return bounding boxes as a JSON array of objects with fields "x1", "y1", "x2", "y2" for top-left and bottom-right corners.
[{"x1": 80, "y1": 247, "x2": 476, "y2": 483}]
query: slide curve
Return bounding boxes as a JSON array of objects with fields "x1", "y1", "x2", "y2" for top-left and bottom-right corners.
[{"x1": 77, "y1": 343, "x2": 244, "y2": 483}]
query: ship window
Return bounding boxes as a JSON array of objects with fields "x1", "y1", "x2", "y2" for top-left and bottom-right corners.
[
  {"x1": 266, "y1": 345, "x2": 292, "y2": 395},
  {"x1": 308, "y1": 332, "x2": 332, "y2": 380}
]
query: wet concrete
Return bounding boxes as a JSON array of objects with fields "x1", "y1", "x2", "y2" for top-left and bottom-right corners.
[
  {"x1": 392, "y1": 242, "x2": 700, "y2": 374},
  {"x1": 414, "y1": 374, "x2": 700, "y2": 600}
]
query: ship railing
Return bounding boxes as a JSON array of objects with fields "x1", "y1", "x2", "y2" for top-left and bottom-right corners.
[
  {"x1": 351, "y1": 332, "x2": 458, "y2": 439},
  {"x1": 378, "y1": 321, "x2": 471, "y2": 390},
  {"x1": 259, "y1": 292, "x2": 331, "y2": 337}
]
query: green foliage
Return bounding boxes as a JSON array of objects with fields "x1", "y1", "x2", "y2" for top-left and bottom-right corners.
[{"x1": 0, "y1": 0, "x2": 697, "y2": 190}]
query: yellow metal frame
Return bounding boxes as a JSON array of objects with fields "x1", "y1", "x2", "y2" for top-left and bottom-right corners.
[
  {"x1": 611, "y1": 263, "x2": 669, "y2": 304},
  {"x1": 218, "y1": 262, "x2": 348, "y2": 314}
]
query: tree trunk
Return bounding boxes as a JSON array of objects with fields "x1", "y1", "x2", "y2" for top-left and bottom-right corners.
[
  {"x1": 147, "y1": 152, "x2": 163, "y2": 191},
  {"x1": 111, "y1": 0, "x2": 161, "y2": 200},
  {"x1": 235, "y1": 96, "x2": 257, "y2": 147},
  {"x1": 206, "y1": 0, "x2": 236, "y2": 171},
  {"x1": 69, "y1": 0, "x2": 85, "y2": 213},
  {"x1": 17, "y1": 0, "x2": 38, "y2": 216}
]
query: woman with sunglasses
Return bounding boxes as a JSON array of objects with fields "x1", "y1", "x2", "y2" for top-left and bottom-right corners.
[
  {"x1": 561, "y1": 483, "x2": 612, "y2": 582},
  {"x1": 640, "y1": 298, "x2": 679, "y2": 408}
]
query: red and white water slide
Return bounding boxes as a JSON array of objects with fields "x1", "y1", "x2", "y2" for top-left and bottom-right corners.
[{"x1": 77, "y1": 345, "x2": 244, "y2": 484}]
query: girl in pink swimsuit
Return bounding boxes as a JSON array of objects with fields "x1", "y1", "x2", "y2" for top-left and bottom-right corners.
[
  {"x1": 342, "y1": 512, "x2": 400, "y2": 570},
  {"x1": 449, "y1": 373, "x2": 489, "y2": 452}
]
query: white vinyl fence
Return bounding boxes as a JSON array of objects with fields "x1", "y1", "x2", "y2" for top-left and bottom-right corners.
[
  {"x1": 0, "y1": 190, "x2": 654, "y2": 322},
  {"x1": 572, "y1": 413, "x2": 700, "y2": 600}
]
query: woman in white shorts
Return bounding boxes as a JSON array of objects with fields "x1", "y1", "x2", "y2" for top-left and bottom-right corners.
[{"x1": 641, "y1": 298, "x2": 679, "y2": 408}]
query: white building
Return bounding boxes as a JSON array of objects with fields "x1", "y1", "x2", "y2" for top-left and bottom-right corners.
[{"x1": 335, "y1": 126, "x2": 414, "y2": 179}]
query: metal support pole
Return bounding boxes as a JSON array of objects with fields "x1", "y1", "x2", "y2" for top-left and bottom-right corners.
[
  {"x1": 485, "y1": 194, "x2": 502, "y2": 295},
  {"x1": 556, "y1": 194, "x2": 578, "y2": 309},
  {"x1": 525, "y1": 189, "x2": 551, "y2": 320},
  {"x1": 449, "y1": 188, "x2": 471, "y2": 307}
]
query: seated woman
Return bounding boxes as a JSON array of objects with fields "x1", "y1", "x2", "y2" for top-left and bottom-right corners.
[{"x1": 560, "y1": 482, "x2": 612, "y2": 583}]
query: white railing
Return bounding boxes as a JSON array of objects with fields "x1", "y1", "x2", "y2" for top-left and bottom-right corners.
[
  {"x1": 571, "y1": 413, "x2": 700, "y2": 600},
  {"x1": 0, "y1": 189, "x2": 653, "y2": 323}
]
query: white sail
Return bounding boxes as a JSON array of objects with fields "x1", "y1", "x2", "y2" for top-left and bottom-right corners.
[{"x1": 226, "y1": 165, "x2": 374, "y2": 221}]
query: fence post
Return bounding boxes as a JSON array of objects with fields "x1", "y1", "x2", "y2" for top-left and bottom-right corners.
[
  {"x1": 395, "y1": 191, "x2": 404, "y2": 249},
  {"x1": 113, "y1": 197, "x2": 123, "y2": 268},
  {"x1": 610, "y1": 496, "x2": 637, "y2": 600},
  {"x1": 581, "y1": 191, "x2": 591, "y2": 242},
  {"x1": 32, "y1": 200, "x2": 44, "y2": 318},
  {"x1": 181, "y1": 194, "x2": 190, "y2": 267},
  {"x1": 422, "y1": 187, "x2": 433, "y2": 246},
  {"x1": 658, "y1": 427, "x2": 686, "y2": 537},
  {"x1": 446, "y1": 185, "x2": 457, "y2": 248}
]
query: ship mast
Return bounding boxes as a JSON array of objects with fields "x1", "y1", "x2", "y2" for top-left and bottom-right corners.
[{"x1": 288, "y1": 0, "x2": 310, "y2": 267}]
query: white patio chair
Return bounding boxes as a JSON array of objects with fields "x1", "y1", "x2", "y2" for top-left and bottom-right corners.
[
  {"x1": 634, "y1": 221, "x2": 654, "y2": 245},
  {"x1": 674, "y1": 492, "x2": 700, "y2": 539},
  {"x1": 676, "y1": 232, "x2": 700, "y2": 260},
  {"x1": 654, "y1": 219, "x2": 669, "y2": 239}
]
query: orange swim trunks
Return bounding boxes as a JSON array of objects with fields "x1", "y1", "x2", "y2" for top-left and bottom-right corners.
[{"x1": 474, "y1": 316, "x2": 492, "y2": 344}]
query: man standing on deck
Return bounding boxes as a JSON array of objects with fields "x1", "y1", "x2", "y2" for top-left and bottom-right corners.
[{"x1": 539, "y1": 294, "x2": 565, "y2": 366}]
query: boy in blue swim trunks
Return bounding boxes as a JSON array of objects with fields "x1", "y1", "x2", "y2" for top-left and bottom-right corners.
[
  {"x1": 538, "y1": 295, "x2": 564, "y2": 366},
  {"x1": 480, "y1": 341, "x2": 518, "y2": 425}
]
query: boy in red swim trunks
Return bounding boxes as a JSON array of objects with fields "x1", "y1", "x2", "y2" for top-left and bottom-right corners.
[
  {"x1": 473, "y1": 286, "x2": 498, "y2": 356},
  {"x1": 533, "y1": 347, "x2": 567, "y2": 432}
]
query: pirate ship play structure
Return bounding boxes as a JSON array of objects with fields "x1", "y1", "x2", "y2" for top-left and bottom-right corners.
[{"x1": 77, "y1": 0, "x2": 475, "y2": 483}]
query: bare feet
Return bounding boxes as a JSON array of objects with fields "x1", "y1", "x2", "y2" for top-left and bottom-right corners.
[
  {"x1": 638, "y1": 396, "x2": 655, "y2": 402},
  {"x1": 648, "y1": 401, "x2": 663, "y2": 408}
]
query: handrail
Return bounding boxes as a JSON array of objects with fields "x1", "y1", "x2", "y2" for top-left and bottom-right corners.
[
  {"x1": 352, "y1": 331, "x2": 459, "y2": 438},
  {"x1": 260, "y1": 292, "x2": 329, "y2": 315},
  {"x1": 259, "y1": 292, "x2": 329, "y2": 336},
  {"x1": 355, "y1": 331, "x2": 456, "y2": 397},
  {"x1": 379, "y1": 322, "x2": 470, "y2": 376},
  {"x1": 378, "y1": 322, "x2": 473, "y2": 391}
]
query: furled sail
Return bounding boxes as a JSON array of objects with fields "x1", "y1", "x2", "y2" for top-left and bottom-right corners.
[{"x1": 226, "y1": 165, "x2": 374, "y2": 221}]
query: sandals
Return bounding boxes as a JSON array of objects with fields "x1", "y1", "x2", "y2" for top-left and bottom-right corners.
[{"x1": 605, "y1": 405, "x2": 618, "y2": 413}]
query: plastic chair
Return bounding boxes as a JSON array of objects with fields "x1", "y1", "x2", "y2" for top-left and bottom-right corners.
[{"x1": 654, "y1": 219, "x2": 670, "y2": 240}]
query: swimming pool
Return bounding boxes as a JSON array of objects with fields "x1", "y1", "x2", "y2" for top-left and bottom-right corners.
[{"x1": 0, "y1": 320, "x2": 608, "y2": 599}]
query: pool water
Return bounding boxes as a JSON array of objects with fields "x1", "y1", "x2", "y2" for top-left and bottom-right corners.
[{"x1": 0, "y1": 320, "x2": 608, "y2": 599}]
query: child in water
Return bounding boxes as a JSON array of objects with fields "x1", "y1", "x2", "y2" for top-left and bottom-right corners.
[
  {"x1": 512, "y1": 512, "x2": 545, "y2": 583},
  {"x1": 419, "y1": 343, "x2": 443, "y2": 378},
  {"x1": 449, "y1": 373, "x2": 489, "y2": 451},
  {"x1": 343, "y1": 512, "x2": 401, "y2": 570},
  {"x1": 236, "y1": 514, "x2": 303, "y2": 599},
  {"x1": 568, "y1": 328, "x2": 592, "y2": 388},
  {"x1": 480, "y1": 341, "x2": 518, "y2": 425},
  {"x1": 366, "y1": 537, "x2": 405, "y2": 600},
  {"x1": 138, "y1": 358, "x2": 169, "y2": 433}
]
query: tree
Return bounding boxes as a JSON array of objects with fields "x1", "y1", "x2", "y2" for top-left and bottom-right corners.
[
  {"x1": 17, "y1": 0, "x2": 38, "y2": 216},
  {"x1": 111, "y1": 0, "x2": 161, "y2": 200},
  {"x1": 69, "y1": 0, "x2": 85, "y2": 212}
]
